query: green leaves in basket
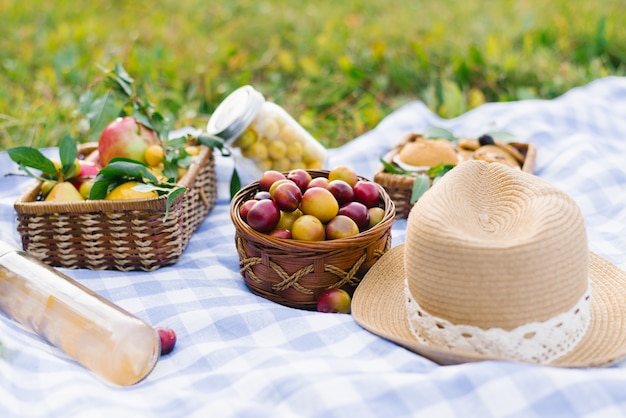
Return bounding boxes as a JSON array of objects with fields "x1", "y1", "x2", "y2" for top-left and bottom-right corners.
[
  {"x1": 410, "y1": 174, "x2": 431, "y2": 204},
  {"x1": 7, "y1": 135, "x2": 80, "y2": 182},
  {"x1": 89, "y1": 159, "x2": 187, "y2": 221}
]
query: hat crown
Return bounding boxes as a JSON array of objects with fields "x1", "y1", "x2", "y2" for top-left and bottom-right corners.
[{"x1": 405, "y1": 161, "x2": 589, "y2": 330}]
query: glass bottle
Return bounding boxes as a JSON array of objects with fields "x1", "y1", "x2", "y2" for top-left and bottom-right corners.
[
  {"x1": 206, "y1": 85, "x2": 327, "y2": 177},
  {"x1": 0, "y1": 241, "x2": 160, "y2": 386}
]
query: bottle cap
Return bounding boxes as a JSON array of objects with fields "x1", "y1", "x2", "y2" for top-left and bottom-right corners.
[{"x1": 206, "y1": 85, "x2": 265, "y2": 144}]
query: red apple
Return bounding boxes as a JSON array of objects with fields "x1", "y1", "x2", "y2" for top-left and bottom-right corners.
[
  {"x1": 272, "y1": 181, "x2": 302, "y2": 212},
  {"x1": 338, "y1": 201, "x2": 370, "y2": 231},
  {"x1": 239, "y1": 199, "x2": 258, "y2": 221},
  {"x1": 327, "y1": 179, "x2": 354, "y2": 205},
  {"x1": 246, "y1": 199, "x2": 280, "y2": 232},
  {"x1": 259, "y1": 170, "x2": 287, "y2": 191},
  {"x1": 317, "y1": 289, "x2": 351, "y2": 313},
  {"x1": 69, "y1": 161, "x2": 100, "y2": 189},
  {"x1": 287, "y1": 169, "x2": 312, "y2": 192},
  {"x1": 98, "y1": 117, "x2": 160, "y2": 166},
  {"x1": 352, "y1": 180, "x2": 381, "y2": 208},
  {"x1": 325, "y1": 215, "x2": 360, "y2": 240}
]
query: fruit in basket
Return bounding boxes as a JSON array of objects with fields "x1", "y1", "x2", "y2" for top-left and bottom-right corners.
[
  {"x1": 338, "y1": 201, "x2": 370, "y2": 231},
  {"x1": 276, "y1": 209, "x2": 303, "y2": 230},
  {"x1": 316, "y1": 289, "x2": 351, "y2": 314},
  {"x1": 300, "y1": 187, "x2": 339, "y2": 223},
  {"x1": 239, "y1": 199, "x2": 258, "y2": 221},
  {"x1": 287, "y1": 169, "x2": 312, "y2": 192},
  {"x1": 292, "y1": 214, "x2": 325, "y2": 241},
  {"x1": 69, "y1": 161, "x2": 100, "y2": 190},
  {"x1": 259, "y1": 170, "x2": 287, "y2": 192},
  {"x1": 353, "y1": 180, "x2": 381, "y2": 208},
  {"x1": 328, "y1": 165, "x2": 359, "y2": 187},
  {"x1": 368, "y1": 207, "x2": 386, "y2": 228},
  {"x1": 307, "y1": 177, "x2": 329, "y2": 190},
  {"x1": 272, "y1": 181, "x2": 302, "y2": 212},
  {"x1": 327, "y1": 179, "x2": 354, "y2": 205},
  {"x1": 98, "y1": 117, "x2": 160, "y2": 166},
  {"x1": 105, "y1": 181, "x2": 159, "y2": 200},
  {"x1": 44, "y1": 181, "x2": 85, "y2": 202},
  {"x1": 325, "y1": 215, "x2": 359, "y2": 240},
  {"x1": 246, "y1": 199, "x2": 281, "y2": 232},
  {"x1": 269, "y1": 228, "x2": 292, "y2": 239},
  {"x1": 144, "y1": 144, "x2": 165, "y2": 167}
]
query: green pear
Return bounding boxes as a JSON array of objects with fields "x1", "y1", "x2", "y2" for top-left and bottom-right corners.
[{"x1": 44, "y1": 182, "x2": 85, "y2": 202}]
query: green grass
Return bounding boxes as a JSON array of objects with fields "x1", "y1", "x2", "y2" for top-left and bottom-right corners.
[{"x1": 1, "y1": 0, "x2": 624, "y2": 150}]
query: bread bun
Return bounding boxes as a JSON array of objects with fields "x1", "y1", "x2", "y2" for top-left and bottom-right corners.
[{"x1": 398, "y1": 138, "x2": 458, "y2": 167}]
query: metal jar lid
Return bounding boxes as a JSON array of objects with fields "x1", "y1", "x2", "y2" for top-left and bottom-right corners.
[{"x1": 205, "y1": 85, "x2": 265, "y2": 144}]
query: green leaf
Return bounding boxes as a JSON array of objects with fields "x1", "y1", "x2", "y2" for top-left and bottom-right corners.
[
  {"x1": 197, "y1": 133, "x2": 225, "y2": 151},
  {"x1": 230, "y1": 167, "x2": 241, "y2": 199},
  {"x1": 87, "y1": 92, "x2": 119, "y2": 142},
  {"x1": 410, "y1": 174, "x2": 431, "y2": 204},
  {"x1": 428, "y1": 163, "x2": 455, "y2": 179},
  {"x1": 424, "y1": 126, "x2": 458, "y2": 142},
  {"x1": 98, "y1": 160, "x2": 159, "y2": 183},
  {"x1": 59, "y1": 134, "x2": 78, "y2": 170},
  {"x1": 7, "y1": 146, "x2": 57, "y2": 176},
  {"x1": 163, "y1": 186, "x2": 187, "y2": 222},
  {"x1": 88, "y1": 177, "x2": 112, "y2": 200},
  {"x1": 380, "y1": 158, "x2": 411, "y2": 175}
]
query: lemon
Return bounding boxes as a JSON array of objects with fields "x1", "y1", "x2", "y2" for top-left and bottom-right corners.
[
  {"x1": 144, "y1": 144, "x2": 165, "y2": 167},
  {"x1": 105, "y1": 181, "x2": 158, "y2": 200}
]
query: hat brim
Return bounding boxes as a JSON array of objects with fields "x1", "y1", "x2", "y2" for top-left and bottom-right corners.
[{"x1": 352, "y1": 245, "x2": 626, "y2": 368}]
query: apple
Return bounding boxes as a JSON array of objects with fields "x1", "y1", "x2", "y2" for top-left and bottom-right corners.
[
  {"x1": 98, "y1": 117, "x2": 160, "y2": 166},
  {"x1": 300, "y1": 187, "x2": 339, "y2": 223},
  {"x1": 325, "y1": 215, "x2": 360, "y2": 239},
  {"x1": 368, "y1": 206, "x2": 386, "y2": 228},
  {"x1": 328, "y1": 165, "x2": 358, "y2": 187},
  {"x1": 287, "y1": 169, "x2": 312, "y2": 192},
  {"x1": 269, "y1": 228, "x2": 292, "y2": 239},
  {"x1": 307, "y1": 177, "x2": 329, "y2": 190},
  {"x1": 327, "y1": 179, "x2": 354, "y2": 205},
  {"x1": 338, "y1": 201, "x2": 370, "y2": 231},
  {"x1": 70, "y1": 161, "x2": 100, "y2": 190},
  {"x1": 246, "y1": 199, "x2": 281, "y2": 232},
  {"x1": 272, "y1": 181, "x2": 302, "y2": 212},
  {"x1": 259, "y1": 170, "x2": 287, "y2": 191},
  {"x1": 353, "y1": 180, "x2": 381, "y2": 208},
  {"x1": 239, "y1": 199, "x2": 258, "y2": 221},
  {"x1": 268, "y1": 179, "x2": 293, "y2": 198},
  {"x1": 316, "y1": 289, "x2": 351, "y2": 313},
  {"x1": 292, "y1": 215, "x2": 326, "y2": 241}
]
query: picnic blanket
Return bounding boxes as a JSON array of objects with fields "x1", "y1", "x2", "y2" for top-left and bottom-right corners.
[{"x1": 1, "y1": 76, "x2": 626, "y2": 417}]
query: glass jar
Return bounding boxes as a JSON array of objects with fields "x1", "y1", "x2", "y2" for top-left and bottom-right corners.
[
  {"x1": 0, "y1": 241, "x2": 160, "y2": 386},
  {"x1": 206, "y1": 85, "x2": 327, "y2": 177}
]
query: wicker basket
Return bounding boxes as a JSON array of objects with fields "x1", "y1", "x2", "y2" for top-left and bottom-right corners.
[
  {"x1": 14, "y1": 142, "x2": 217, "y2": 271},
  {"x1": 231, "y1": 170, "x2": 395, "y2": 310},
  {"x1": 374, "y1": 133, "x2": 537, "y2": 218}
]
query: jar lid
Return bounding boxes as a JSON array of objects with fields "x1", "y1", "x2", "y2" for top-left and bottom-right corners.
[{"x1": 206, "y1": 85, "x2": 265, "y2": 144}]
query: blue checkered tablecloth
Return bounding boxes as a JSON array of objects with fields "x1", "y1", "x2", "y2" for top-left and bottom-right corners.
[{"x1": 1, "y1": 77, "x2": 626, "y2": 417}]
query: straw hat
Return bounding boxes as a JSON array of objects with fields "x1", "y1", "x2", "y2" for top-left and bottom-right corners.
[{"x1": 352, "y1": 160, "x2": 626, "y2": 367}]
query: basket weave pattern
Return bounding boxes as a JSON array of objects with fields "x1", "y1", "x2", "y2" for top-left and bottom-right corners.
[
  {"x1": 14, "y1": 143, "x2": 217, "y2": 271},
  {"x1": 374, "y1": 133, "x2": 537, "y2": 218},
  {"x1": 231, "y1": 170, "x2": 395, "y2": 310}
]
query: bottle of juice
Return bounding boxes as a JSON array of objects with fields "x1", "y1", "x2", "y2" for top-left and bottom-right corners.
[{"x1": 0, "y1": 241, "x2": 160, "y2": 385}]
